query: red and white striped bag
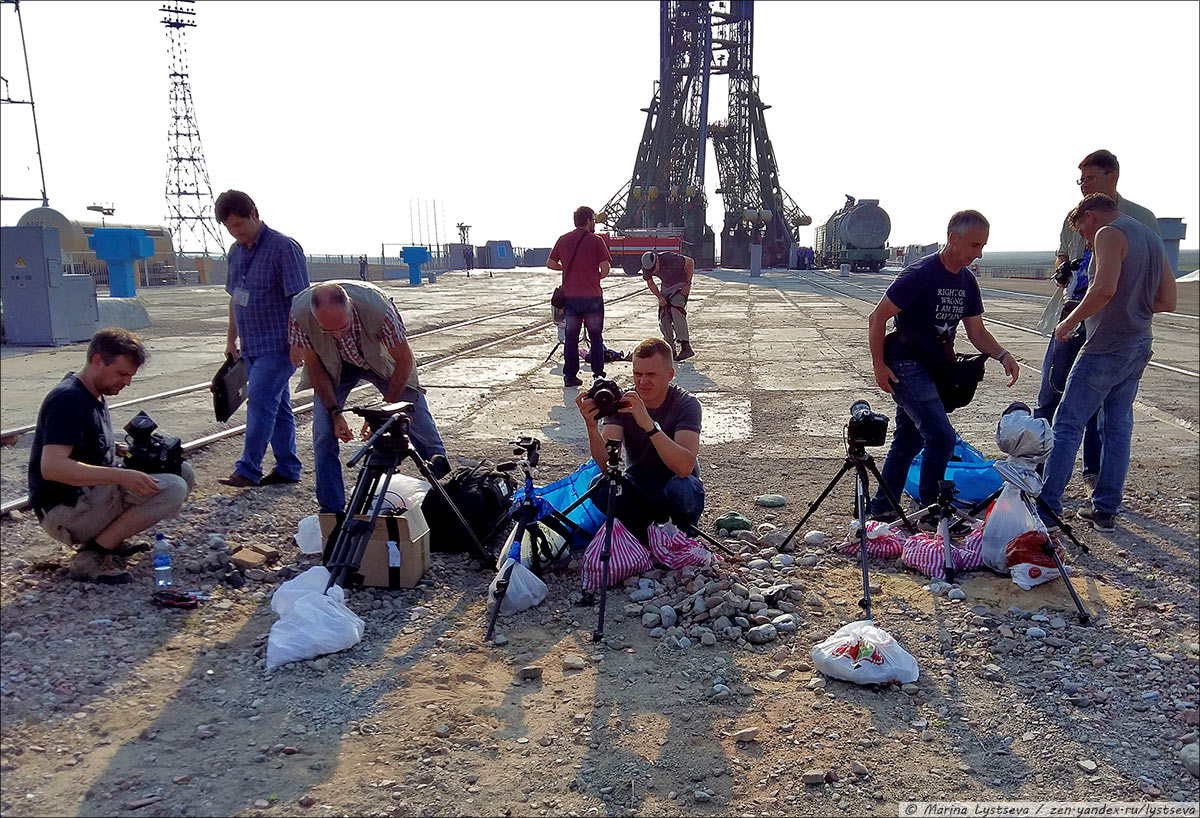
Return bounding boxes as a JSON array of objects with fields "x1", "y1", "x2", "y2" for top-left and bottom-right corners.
[
  {"x1": 581, "y1": 518, "x2": 653, "y2": 590},
  {"x1": 647, "y1": 523, "x2": 718, "y2": 570},
  {"x1": 839, "y1": 520, "x2": 906, "y2": 558},
  {"x1": 901, "y1": 530, "x2": 986, "y2": 578}
]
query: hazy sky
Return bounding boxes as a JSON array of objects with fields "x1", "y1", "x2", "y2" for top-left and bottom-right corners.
[{"x1": 2, "y1": 1, "x2": 1197, "y2": 256}]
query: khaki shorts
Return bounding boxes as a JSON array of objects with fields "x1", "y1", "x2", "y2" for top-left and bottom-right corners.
[{"x1": 41, "y1": 463, "x2": 196, "y2": 546}]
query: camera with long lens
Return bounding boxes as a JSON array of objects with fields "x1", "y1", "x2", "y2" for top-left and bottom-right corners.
[
  {"x1": 123, "y1": 411, "x2": 184, "y2": 475},
  {"x1": 847, "y1": 400, "x2": 888, "y2": 448},
  {"x1": 1054, "y1": 257, "x2": 1083, "y2": 287},
  {"x1": 511, "y1": 435, "x2": 540, "y2": 468},
  {"x1": 586, "y1": 377, "x2": 627, "y2": 419}
]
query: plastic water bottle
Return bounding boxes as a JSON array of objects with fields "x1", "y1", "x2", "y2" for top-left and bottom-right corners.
[{"x1": 153, "y1": 533, "x2": 174, "y2": 587}]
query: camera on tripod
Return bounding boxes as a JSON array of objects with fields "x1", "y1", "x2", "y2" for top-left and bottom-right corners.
[
  {"x1": 847, "y1": 400, "x2": 888, "y2": 449},
  {"x1": 586, "y1": 377, "x2": 627, "y2": 419},
  {"x1": 510, "y1": 436, "x2": 540, "y2": 467},
  {"x1": 1054, "y1": 257, "x2": 1083, "y2": 287},
  {"x1": 123, "y1": 411, "x2": 184, "y2": 475}
]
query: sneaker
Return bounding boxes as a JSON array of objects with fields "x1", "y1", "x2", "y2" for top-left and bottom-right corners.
[
  {"x1": 564, "y1": 376, "x2": 583, "y2": 388},
  {"x1": 677, "y1": 342, "x2": 696, "y2": 361},
  {"x1": 1081, "y1": 472, "x2": 1099, "y2": 492},
  {"x1": 1078, "y1": 506, "x2": 1117, "y2": 533},
  {"x1": 68, "y1": 548, "x2": 133, "y2": 585},
  {"x1": 867, "y1": 509, "x2": 900, "y2": 524}
]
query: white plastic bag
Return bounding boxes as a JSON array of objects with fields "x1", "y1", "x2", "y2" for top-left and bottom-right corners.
[
  {"x1": 271, "y1": 565, "x2": 331, "y2": 617},
  {"x1": 487, "y1": 557, "x2": 547, "y2": 615},
  {"x1": 373, "y1": 472, "x2": 431, "y2": 513},
  {"x1": 980, "y1": 483, "x2": 1044, "y2": 574},
  {"x1": 266, "y1": 583, "x2": 365, "y2": 670},
  {"x1": 294, "y1": 515, "x2": 325, "y2": 555},
  {"x1": 812, "y1": 620, "x2": 919, "y2": 685}
]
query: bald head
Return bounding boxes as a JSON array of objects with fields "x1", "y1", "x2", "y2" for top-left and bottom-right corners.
[{"x1": 310, "y1": 283, "x2": 352, "y2": 332}]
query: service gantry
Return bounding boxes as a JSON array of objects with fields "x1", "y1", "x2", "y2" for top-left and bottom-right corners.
[{"x1": 599, "y1": 0, "x2": 808, "y2": 269}]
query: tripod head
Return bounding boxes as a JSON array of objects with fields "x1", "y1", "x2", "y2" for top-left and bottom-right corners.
[
  {"x1": 347, "y1": 401, "x2": 414, "y2": 465},
  {"x1": 603, "y1": 438, "x2": 623, "y2": 475},
  {"x1": 510, "y1": 435, "x2": 541, "y2": 469},
  {"x1": 936, "y1": 479, "x2": 957, "y2": 507}
]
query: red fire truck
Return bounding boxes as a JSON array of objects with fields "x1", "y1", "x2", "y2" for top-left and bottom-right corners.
[{"x1": 598, "y1": 228, "x2": 684, "y2": 275}]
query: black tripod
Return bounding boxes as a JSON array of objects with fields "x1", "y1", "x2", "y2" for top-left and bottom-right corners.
[
  {"x1": 323, "y1": 402, "x2": 491, "y2": 590},
  {"x1": 966, "y1": 474, "x2": 1091, "y2": 623},
  {"x1": 484, "y1": 437, "x2": 587, "y2": 642},
  {"x1": 777, "y1": 428, "x2": 911, "y2": 622},
  {"x1": 905, "y1": 479, "x2": 986, "y2": 585}
]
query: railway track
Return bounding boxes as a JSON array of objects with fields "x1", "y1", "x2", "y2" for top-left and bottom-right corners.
[{"x1": 0, "y1": 279, "x2": 649, "y2": 515}]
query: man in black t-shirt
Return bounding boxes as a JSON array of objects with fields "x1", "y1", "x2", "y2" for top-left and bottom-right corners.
[
  {"x1": 576, "y1": 337, "x2": 705, "y2": 544},
  {"x1": 28, "y1": 328, "x2": 196, "y2": 584},
  {"x1": 866, "y1": 210, "x2": 1019, "y2": 517},
  {"x1": 641, "y1": 250, "x2": 696, "y2": 361}
]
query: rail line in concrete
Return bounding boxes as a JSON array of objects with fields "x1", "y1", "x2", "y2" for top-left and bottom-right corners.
[
  {"x1": 797, "y1": 271, "x2": 1199, "y2": 380},
  {"x1": 0, "y1": 281, "x2": 649, "y2": 515}
]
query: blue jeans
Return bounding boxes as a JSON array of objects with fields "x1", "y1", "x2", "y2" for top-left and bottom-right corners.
[
  {"x1": 869, "y1": 358, "x2": 957, "y2": 513},
  {"x1": 563, "y1": 296, "x2": 605, "y2": 381},
  {"x1": 312, "y1": 364, "x2": 447, "y2": 513},
  {"x1": 1034, "y1": 333, "x2": 1101, "y2": 476},
  {"x1": 1040, "y1": 339, "x2": 1153, "y2": 518},
  {"x1": 236, "y1": 353, "x2": 302, "y2": 483},
  {"x1": 609, "y1": 463, "x2": 706, "y2": 543}
]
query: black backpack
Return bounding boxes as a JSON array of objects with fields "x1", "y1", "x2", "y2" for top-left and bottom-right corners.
[{"x1": 421, "y1": 461, "x2": 516, "y2": 561}]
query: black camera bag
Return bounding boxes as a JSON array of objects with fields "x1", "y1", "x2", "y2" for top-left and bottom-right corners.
[
  {"x1": 883, "y1": 330, "x2": 987, "y2": 414},
  {"x1": 421, "y1": 461, "x2": 515, "y2": 559}
]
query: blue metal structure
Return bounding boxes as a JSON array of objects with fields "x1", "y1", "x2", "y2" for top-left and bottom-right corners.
[{"x1": 88, "y1": 228, "x2": 154, "y2": 298}]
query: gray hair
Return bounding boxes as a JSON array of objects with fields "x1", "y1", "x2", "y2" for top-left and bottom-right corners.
[
  {"x1": 946, "y1": 210, "x2": 990, "y2": 236},
  {"x1": 310, "y1": 283, "x2": 350, "y2": 314}
]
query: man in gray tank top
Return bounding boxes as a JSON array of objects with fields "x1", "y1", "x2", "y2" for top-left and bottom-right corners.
[{"x1": 1040, "y1": 194, "x2": 1177, "y2": 533}]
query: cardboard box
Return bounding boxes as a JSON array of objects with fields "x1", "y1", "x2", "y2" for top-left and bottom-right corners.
[{"x1": 318, "y1": 505, "x2": 430, "y2": 589}]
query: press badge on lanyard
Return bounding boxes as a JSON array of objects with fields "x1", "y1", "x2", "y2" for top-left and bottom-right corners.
[{"x1": 232, "y1": 287, "x2": 250, "y2": 306}]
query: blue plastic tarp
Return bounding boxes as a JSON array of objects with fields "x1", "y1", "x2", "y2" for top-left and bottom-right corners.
[
  {"x1": 904, "y1": 436, "x2": 1003, "y2": 506},
  {"x1": 528, "y1": 460, "x2": 607, "y2": 542}
]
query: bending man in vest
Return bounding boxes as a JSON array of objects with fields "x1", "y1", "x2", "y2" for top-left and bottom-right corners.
[{"x1": 288, "y1": 281, "x2": 449, "y2": 514}]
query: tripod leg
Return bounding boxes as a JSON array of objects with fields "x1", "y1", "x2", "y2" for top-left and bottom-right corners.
[
  {"x1": 1044, "y1": 540, "x2": 1091, "y2": 623},
  {"x1": 1033, "y1": 495, "x2": 1089, "y2": 553},
  {"x1": 854, "y1": 464, "x2": 873, "y2": 621},
  {"x1": 939, "y1": 515, "x2": 956, "y2": 585},
  {"x1": 325, "y1": 451, "x2": 402, "y2": 590},
  {"x1": 592, "y1": 477, "x2": 620, "y2": 643},
  {"x1": 863, "y1": 456, "x2": 916, "y2": 533},
  {"x1": 407, "y1": 449, "x2": 493, "y2": 566},
  {"x1": 485, "y1": 520, "x2": 526, "y2": 643},
  {"x1": 778, "y1": 461, "x2": 855, "y2": 551},
  {"x1": 967, "y1": 487, "x2": 1002, "y2": 519},
  {"x1": 544, "y1": 341, "x2": 563, "y2": 365}
]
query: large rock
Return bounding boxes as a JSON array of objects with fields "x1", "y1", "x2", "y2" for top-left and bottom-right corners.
[
  {"x1": 1181, "y1": 742, "x2": 1200, "y2": 778},
  {"x1": 746, "y1": 624, "x2": 778, "y2": 644}
]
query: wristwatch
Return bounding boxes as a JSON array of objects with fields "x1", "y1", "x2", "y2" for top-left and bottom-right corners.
[
  {"x1": 329, "y1": 406, "x2": 344, "y2": 418},
  {"x1": 646, "y1": 422, "x2": 662, "y2": 439}
]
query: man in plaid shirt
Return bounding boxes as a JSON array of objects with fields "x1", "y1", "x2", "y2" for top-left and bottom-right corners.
[
  {"x1": 288, "y1": 281, "x2": 448, "y2": 515},
  {"x1": 217, "y1": 190, "x2": 310, "y2": 488}
]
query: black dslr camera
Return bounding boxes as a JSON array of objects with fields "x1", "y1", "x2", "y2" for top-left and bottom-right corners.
[
  {"x1": 586, "y1": 377, "x2": 627, "y2": 419},
  {"x1": 847, "y1": 400, "x2": 888, "y2": 448},
  {"x1": 1054, "y1": 257, "x2": 1083, "y2": 287},
  {"x1": 123, "y1": 411, "x2": 184, "y2": 475}
]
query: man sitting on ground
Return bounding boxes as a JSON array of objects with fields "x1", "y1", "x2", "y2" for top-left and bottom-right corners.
[
  {"x1": 575, "y1": 337, "x2": 705, "y2": 543},
  {"x1": 28, "y1": 328, "x2": 196, "y2": 584}
]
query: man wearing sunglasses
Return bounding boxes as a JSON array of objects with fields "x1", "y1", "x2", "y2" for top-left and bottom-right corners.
[{"x1": 288, "y1": 281, "x2": 449, "y2": 515}]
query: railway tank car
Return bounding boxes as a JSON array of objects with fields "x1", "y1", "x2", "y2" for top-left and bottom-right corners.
[{"x1": 814, "y1": 196, "x2": 891, "y2": 272}]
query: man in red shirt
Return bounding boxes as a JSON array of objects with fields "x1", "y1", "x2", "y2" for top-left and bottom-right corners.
[{"x1": 548, "y1": 206, "x2": 612, "y2": 387}]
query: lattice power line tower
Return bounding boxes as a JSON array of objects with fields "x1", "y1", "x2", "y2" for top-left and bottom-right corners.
[{"x1": 161, "y1": 0, "x2": 223, "y2": 258}]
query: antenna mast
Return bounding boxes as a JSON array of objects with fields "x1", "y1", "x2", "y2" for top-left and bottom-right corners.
[
  {"x1": 0, "y1": 0, "x2": 49, "y2": 206},
  {"x1": 161, "y1": 0, "x2": 224, "y2": 257}
]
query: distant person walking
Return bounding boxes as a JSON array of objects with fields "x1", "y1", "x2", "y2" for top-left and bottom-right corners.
[
  {"x1": 547, "y1": 206, "x2": 612, "y2": 387},
  {"x1": 463, "y1": 245, "x2": 474, "y2": 272},
  {"x1": 358, "y1": 254, "x2": 368, "y2": 281},
  {"x1": 640, "y1": 250, "x2": 696, "y2": 360},
  {"x1": 216, "y1": 189, "x2": 310, "y2": 488}
]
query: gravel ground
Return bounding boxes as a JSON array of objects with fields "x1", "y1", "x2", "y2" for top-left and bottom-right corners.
[{"x1": 1, "y1": 272, "x2": 1197, "y2": 817}]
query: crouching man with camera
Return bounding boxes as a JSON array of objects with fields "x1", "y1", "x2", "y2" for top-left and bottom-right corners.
[
  {"x1": 28, "y1": 329, "x2": 196, "y2": 584},
  {"x1": 575, "y1": 337, "x2": 704, "y2": 543}
]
